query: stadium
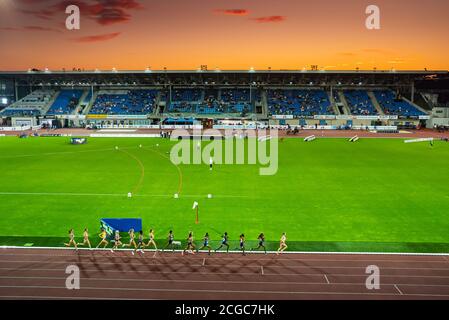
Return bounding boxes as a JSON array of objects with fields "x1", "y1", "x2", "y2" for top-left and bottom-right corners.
[{"x1": 0, "y1": 0, "x2": 448, "y2": 305}]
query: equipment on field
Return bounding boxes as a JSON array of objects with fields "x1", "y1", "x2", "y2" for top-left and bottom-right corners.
[
  {"x1": 192, "y1": 201, "x2": 199, "y2": 224},
  {"x1": 70, "y1": 137, "x2": 87, "y2": 145},
  {"x1": 304, "y1": 135, "x2": 316, "y2": 142},
  {"x1": 349, "y1": 136, "x2": 359, "y2": 142},
  {"x1": 100, "y1": 218, "x2": 142, "y2": 239},
  {"x1": 404, "y1": 138, "x2": 433, "y2": 144}
]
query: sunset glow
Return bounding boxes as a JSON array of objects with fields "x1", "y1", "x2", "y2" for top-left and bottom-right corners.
[{"x1": 0, "y1": 0, "x2": 448, "y2": 71}]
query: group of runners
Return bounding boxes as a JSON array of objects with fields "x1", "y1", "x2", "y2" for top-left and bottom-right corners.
[{"x1": 65, "y1": 228, "x2": 289, "y2": 255}]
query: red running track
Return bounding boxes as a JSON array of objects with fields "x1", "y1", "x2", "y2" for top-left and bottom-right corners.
[{"x1": 0, "y1": 248, "x2": 448, "y2": 300}]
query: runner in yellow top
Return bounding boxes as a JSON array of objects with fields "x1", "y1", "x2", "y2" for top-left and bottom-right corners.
[
  {"x1": 146, "y1": 229, "x2": 158, "y2": 257},
  {"x1": 276, "y1": 232, "x2": 288, "y2": 255},
  {"x1": 77, "y1": 228, "x2": 91, "y2": 249},
  {"x1": 64, "y1": 229, "x2": 78, "y2": 251},
  {"x1": 96, "y1": 228, "x2": 109, "y2": 249}
]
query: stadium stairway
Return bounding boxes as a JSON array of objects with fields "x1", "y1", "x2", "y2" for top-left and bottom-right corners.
[
  {"x1": 41, "y1": 91, "x2": 59, "y2": 115},
  {"x1": 152, "y1": 91, "x2": 164, "y2": 116},
  {"x1": 261, "y1": 90, "x2": 268, "y2": 117},
  {"x1": 368, "y1": 91, "x2": 385, "y2": 115},
  {"x1": 337, "y1": 91, "x2": 351, "y2": 115},
  {"x1": 82, "y1": 91, "x2": 99, "y2": 115},
  {"x1": 73, "y1": 90, "x2": 89, "y2": 115},
  {"x1": 328, "y1": 90, "x2": 341, "y2": 115}
]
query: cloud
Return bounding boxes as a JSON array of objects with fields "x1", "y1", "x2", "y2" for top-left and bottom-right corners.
[
  {"x1": 16, "y1": 0, "x2": 143, "y2": 26},
  {"x1": 214, "y1": 9, "x2": 250, "y2": 16},
  {"x1": 18, "y1": 9, "x2": 55, "y2": 20},
  {"x1": 388, "y1": 59, "x2": 406, "y2": 64},
  {"x1": 95, "y1": 8, "x2": 132, "y2": 25},
  {"x1": 251, "y1": 16, "x2": 286, "y2": 23},
  {"x1": 363, "y1": 48, "x2": 393, "y2": 55},
  {"x1": 337, "y1": 52, "x2": 356, "y2": 57},
  {"x1": 72, "y1": 32, "x2": 121, "y2": 43},
  {"x1": 0, "y1": 26, "x2": 60, "y2": 32}
]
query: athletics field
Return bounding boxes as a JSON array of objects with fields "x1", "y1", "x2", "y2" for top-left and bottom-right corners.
[{"x1": 0, "y1": 136, "x2": 448, "y2": 253}]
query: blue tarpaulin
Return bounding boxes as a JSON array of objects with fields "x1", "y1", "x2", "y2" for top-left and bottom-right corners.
[{"x1": 100, "y1": 218, "x2": 142, "y2": 238}]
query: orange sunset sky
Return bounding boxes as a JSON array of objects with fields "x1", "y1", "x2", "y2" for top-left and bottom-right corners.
[{"x1": 0, "y1": 0, "x2": 448, "y2": 71}]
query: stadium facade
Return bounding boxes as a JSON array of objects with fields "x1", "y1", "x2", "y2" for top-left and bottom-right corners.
[{"x1": 0, "y1": 69, "x2": 448, "y2": 131}]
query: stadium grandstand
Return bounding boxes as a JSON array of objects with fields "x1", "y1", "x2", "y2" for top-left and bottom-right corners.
[{"x1": 0, "y1": 69, "x2": 447, "y2": 130}]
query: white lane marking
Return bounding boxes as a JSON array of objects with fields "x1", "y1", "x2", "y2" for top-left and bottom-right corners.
[
  {"x1": 0, "y1": 251, "x2": 447, "y2": 263},
  {"x1": 1, "y1": 267, "x2": 449, "y2": 279},
  {"x1": 1, "y1": 259, "x2": 449, "y2": 271},
  {"x1": 1, "y1": 285, "x2": 448, "y2": 297},
  {"x1": 324, "y1": 274, "x2": 330, "y2": 284},
  {"x1": 3, "y1": 275, "x2": 449, "y2": 288},
  {"x1": 1, "y1": 246, "x2": 448, "y2": 257},
  {"x1": 261, "y1": 266, "x2": 264, "y2": 275},
  {"x1": 394, "y1": 284, "x2": 404, "y2": 295},
  {"x1": 0, "y1": 192, "x2": 247, "y2": 198}
]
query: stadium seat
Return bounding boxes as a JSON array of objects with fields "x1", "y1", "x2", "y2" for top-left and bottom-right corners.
[
  {"x1": 267, "y1": 89, "x2": 332, "y2": 116},
  {"x1": 374, "y1": 90, "x2": 426, "y2": 117},
  {"x1": 90, "y1": 90, "x2": 159, "y2": 115}
]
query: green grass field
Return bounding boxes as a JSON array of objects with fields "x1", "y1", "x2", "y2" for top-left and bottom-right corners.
[{"x1": 0, "y1": 135, "x2": 448, "y2": 253}]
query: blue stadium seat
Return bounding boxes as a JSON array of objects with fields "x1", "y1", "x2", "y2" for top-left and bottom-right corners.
[
  {"x1": 343, "y1": 90, "x2": 377, "y2": 115},
  {"x1": 374, "y1": 90, "x2": 425, "y2": 117},
  {"x1": 89, "y1": 90, "x2": 158, "y2": 115},
  {"x1": 267, "y1": 89, "x2": 332, "y2": 116},
  {"x1": 47, "y1": 89, "x2": 84, "y2": 115}
]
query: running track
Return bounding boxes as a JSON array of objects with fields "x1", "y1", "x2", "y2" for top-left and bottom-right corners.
[{"x1": 0, "y1": 248, "x2": 448, "y2": 300}]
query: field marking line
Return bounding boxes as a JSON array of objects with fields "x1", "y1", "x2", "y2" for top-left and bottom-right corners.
[
  {"x1": 2, "y1": 266, "x2": 449, "y2": 280},
  {"x1": 1, "y1": 285, "x2": 447, "y2": 298},
  {"x1": 144, "y1": 147, "x2": 183, "y2": 195},
  {"x1": 0, "y1": 146, "x2": 140, "y2": 160},
  {"x1": 324, "y1": 274, "x2": 330, "y2": 284},
  {"x1": 0, "y1": 192, "x2": 247, "y2": 198},
  {"x1": 118, "y1": 149, "x2": 145, "y2": 194},
  {"x1": 394, "y1": 284, "x2": 404, "y2": 295},
  {"x1": 261, "y1": 265, "x2": 264, "y2": 275},
  {"x1": 202, "y1": 258, "x2": 206, "y2": 266},
  {"x1": 0, "y1": 192, "x2": 128, "y2": 197}
]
